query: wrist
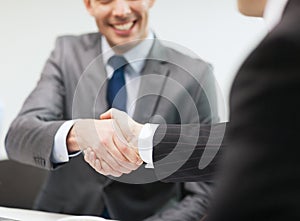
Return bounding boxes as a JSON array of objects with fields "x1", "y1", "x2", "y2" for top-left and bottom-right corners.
[{"x1": 66, "y1": 124, "x2": 81, "y2": 153}]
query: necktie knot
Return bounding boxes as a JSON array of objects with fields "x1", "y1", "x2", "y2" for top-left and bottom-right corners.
[{"x1": 108, "y1": 55, "x2": 127, "y2": 71}]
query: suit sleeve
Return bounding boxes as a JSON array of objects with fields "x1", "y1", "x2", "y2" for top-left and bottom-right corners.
[
  {"x1": 152, "y1": 123, "x2": 226, "y2": 182},
  {"x1": 5, "y1": 37, "x2": 66, "y2": 170},
  {"x1": 150, "y1": 57, "x2": 226, "y2": 183}
]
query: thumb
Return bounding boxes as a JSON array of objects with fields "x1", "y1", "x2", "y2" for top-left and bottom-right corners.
[
  {"x1": 100, "y1": 109, "x2": 112, "y2": 120},
  {"x1": 100, "y1": 108, "x2": 118, "y2": 120},
  {"x1": 100, "y1": 108, "x2": 130, "y2": 137}
]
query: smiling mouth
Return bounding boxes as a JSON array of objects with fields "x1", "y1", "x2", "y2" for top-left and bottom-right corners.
[{"x1": 112, "y1": 21, "x2": 136, "y2": 31}]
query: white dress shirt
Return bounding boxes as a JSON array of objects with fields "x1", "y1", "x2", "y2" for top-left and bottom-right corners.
[{"x1": 51, "y1": 32, "x2": 154, "y2": 163}]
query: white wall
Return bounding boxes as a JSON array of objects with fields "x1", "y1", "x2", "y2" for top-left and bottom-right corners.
[{"x1": 0, "y1": 0, "x2": 267, "y2": 160}]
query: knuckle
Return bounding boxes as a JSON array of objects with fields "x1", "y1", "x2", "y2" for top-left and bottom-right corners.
[
  {"x1": 123, "y1": 169, "x2": 132, "y2": 174},
  {"x1": 101, "y1": 170, "x2": 108, "y2": 176},
  {"x1": 119, "y1": 145, "x2": 129, "y2": 154},
  {"x1": 114, "y1": 172, "x2": 122, "y2": 177},
  {"x1": 119, "y1": 167, "x2": 128, "y2": 173}
]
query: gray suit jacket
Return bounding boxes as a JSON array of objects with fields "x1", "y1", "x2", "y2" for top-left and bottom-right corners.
[{"x1": 5, "y1": 33, "x2": 218, "y2": 221}]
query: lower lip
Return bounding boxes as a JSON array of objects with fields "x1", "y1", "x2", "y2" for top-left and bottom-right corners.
[{"x1": 112, "y1": 22, "x2": 136, "y2": 36}]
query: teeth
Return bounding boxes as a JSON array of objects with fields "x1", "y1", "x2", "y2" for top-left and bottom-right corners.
[{"x1": 114, "y1": 22, "x2": 134, "y2": 31}]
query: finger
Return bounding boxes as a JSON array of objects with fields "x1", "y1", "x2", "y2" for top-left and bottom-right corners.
[
  {"x1": 101, "y1": 160, "x2": 122, "y2": 177},
  {"x1": 101, "y1": 147, "x2": 132, "y2": 174},
  {"x1": 95, "y1": 159, "x2": 101, "y2": 171},
  {"x1": 83, "y1": 149, "x2": 90, "y2": 163},
  {"x1": 110, "y1": 136, "x2": 140, "y2": 171},
  {"x1": 94, "y1": 128, "x2": 133, "y2": 174},
  {"x1": 93, "y1": 158, "x2": 105, "y2": 175},
  {"x1": 85, "y1": 146, "x2": 127, "y2": 177},
  {"x1": 83, "y1": 148, "x2": 93, "y2": 163},
  {"x1": 103, "y1": 133, "x2": 137, "y2": 171},
  {"x1": 84, "y1": 148, "x2": 97, "y2": 170},
  {"x1": 92, "y1": 136, "x2": 132, "y2": 174},
  {"x1": 113, "y1": 133, "x2": 143, "y2": 167},
  {"x1": 85, "y1": 149, "x2": 107, "y2": 176},
  {"x1": 89, "y1": 149, "x2": 97, "y2": 165},
  {"x1": 112, "y1": 139, "x2": 143, "y2": 174}
]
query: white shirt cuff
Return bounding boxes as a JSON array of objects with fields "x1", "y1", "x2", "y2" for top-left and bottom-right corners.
[
  {"x1": 138, "y1": 123, "x2": 159, "y2": 169},
  {"x1": 51, "y1": 120, "x2": 77, "y2": 163}
]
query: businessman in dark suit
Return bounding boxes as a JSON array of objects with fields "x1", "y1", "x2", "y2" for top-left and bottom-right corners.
[
  {"x1": 97, "y1": 0, "x2": 300, "y2": 219},
  {"x1": 5, "y1": 0, "x2": 220, "y2": 220},
  {"x1": 208, "y1": 0, "x2": 300, "y2": 220}
]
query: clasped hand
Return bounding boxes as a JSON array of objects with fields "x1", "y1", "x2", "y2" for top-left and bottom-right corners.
[{"x1": 67, "y1": 109, "x2": 144, "y2": 177}]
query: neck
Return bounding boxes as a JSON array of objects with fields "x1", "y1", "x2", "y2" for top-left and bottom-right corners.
[
  {"x1": 112, "y1": 39, "x2": 145, "y2": 54},
  {"x1": 112, "y1": 28, "x2": 150, "y2": 54},
  {"x1": 238, "y1": 0, "x2": 268, "y2": 17}
]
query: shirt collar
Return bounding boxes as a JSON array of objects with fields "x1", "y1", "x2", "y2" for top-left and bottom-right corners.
[
  {"x1": 263, "y1": 0, "x2": 289, "y2": 30},
  {"x1": 102, "y1": 31, "x2": 155, "y2": 74}
]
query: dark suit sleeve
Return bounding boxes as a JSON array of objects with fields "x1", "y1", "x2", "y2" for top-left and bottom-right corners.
[
  {"x1": 5, "y1": 38, "x2": 66, "y2": 170},
  {"x1": 152, "y1": 123, "x2": 226, "y2": 182}
]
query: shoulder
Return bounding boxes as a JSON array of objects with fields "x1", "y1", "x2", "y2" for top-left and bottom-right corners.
[
  {"x1": 158, "y1": 41, "x2": 213, "y2": 78},
  {"x1": 162, "y1": 42, "x2": 212, "y2": 70},
  {"x1": 54, "y1": 32, "x2": 101, "y2": 51},
  {"x1": 46, "y1": 33, "x2": 102, "y2": 76}
]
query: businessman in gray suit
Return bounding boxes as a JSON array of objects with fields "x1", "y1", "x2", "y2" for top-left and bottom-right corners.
[{"x1": 5, "y1": 0, "x2": 220, "y2": 220}]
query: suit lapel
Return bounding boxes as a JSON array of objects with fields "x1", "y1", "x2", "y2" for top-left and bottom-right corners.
[
  {"x1": 133, "y1": 40, "x2": 170, "y2": 123},
  {"x1": 72, "y1": 33, "x2": 109, "y2": 119}
]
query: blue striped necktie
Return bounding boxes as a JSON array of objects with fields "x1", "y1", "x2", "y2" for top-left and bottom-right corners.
[{"x1": 106, "y1": 55, "x2": 127, "y2": 112}]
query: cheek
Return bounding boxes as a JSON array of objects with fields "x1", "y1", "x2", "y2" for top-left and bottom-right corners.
[
  {"x1": 93, "y1": 7, "x2": 110, "y2": 22},
  {"x1": 140, "y1": 0, "x2": 152, "y2": 9},
  {"x1": 95, "y1": 18, "x2": 108, "y2": 34},
  {"x1": 94, "y1": 13, "x2": 107, "y2": 27},
  {"x1": 136, "y1": 8, "x2": 149, "y2": 23},
  {"x1": 131, "y1": 1, "x2": 150, "y2": 17}
]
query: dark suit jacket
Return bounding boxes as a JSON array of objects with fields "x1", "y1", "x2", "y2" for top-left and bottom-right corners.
[
  {"x1": 152, "y1": 0, "x2": 300, "y2": 220},
  {"x1": 5, "y1": 33, "x2": 219, "y2": 221},
  {"x1": 208, "y1": 1, "x2": 300, "y2": 220}
]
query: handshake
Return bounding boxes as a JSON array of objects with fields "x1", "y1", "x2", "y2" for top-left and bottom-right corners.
[{"x1": 67, "y1": 109, "x2": 145, "y2": 177}]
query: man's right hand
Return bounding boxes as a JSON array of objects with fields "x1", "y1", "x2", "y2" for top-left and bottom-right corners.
[
  {"x1": 67, "y1": 119, "x2": 143, "y2": 177},
  {"x1": 100, "y1": 108, "x2": 144, "y2": 148}
]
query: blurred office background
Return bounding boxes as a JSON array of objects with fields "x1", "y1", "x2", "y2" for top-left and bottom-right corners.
[{"x1": 0, "y1": 0, "x2": 267, "y2": 160}]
